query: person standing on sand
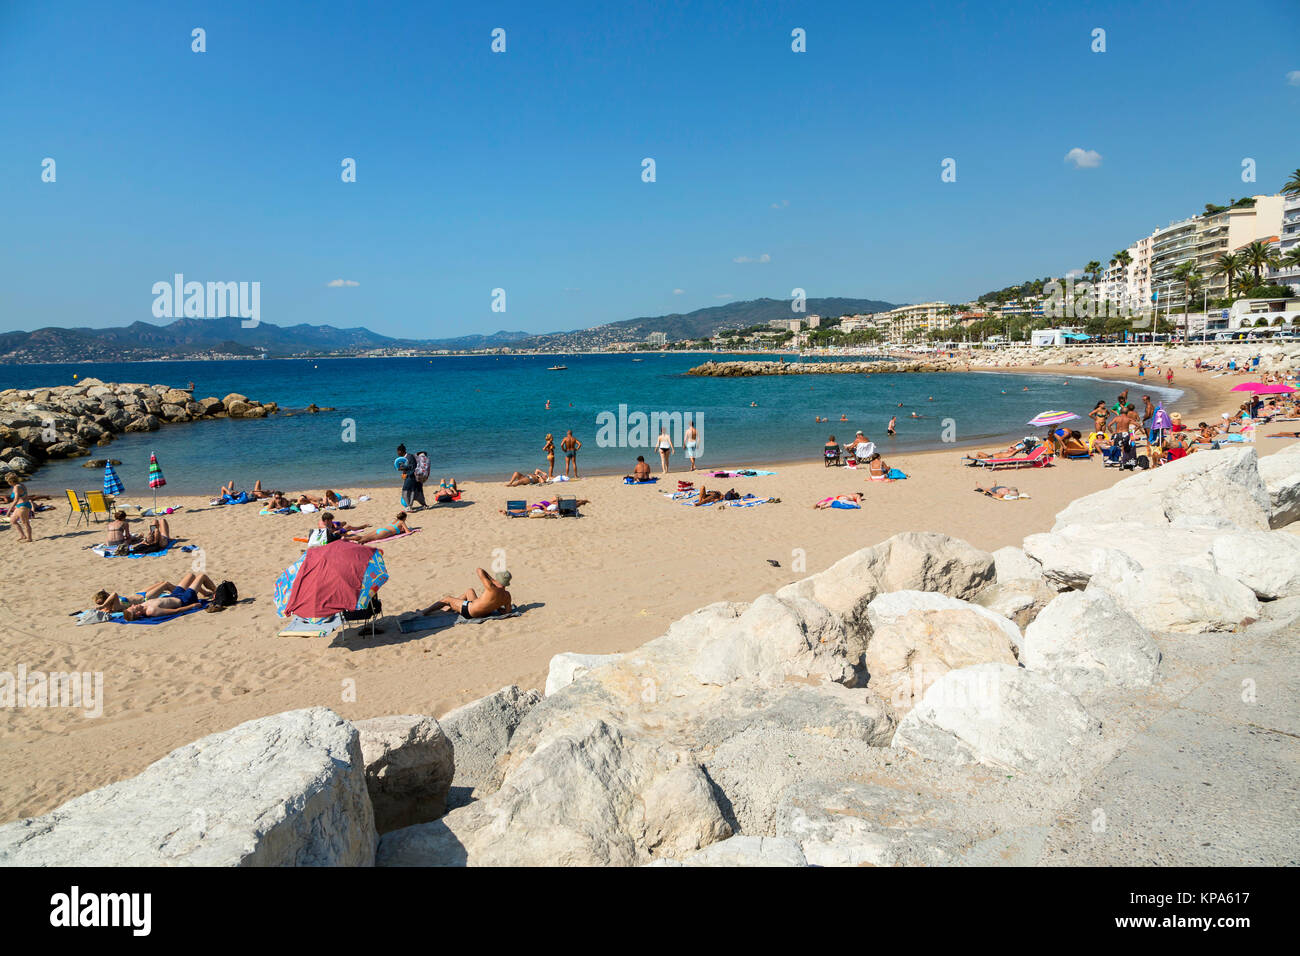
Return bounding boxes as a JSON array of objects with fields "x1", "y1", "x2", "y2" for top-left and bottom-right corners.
[
  {"x1": 1166, "y1": 367, "x2": 1174, "y2": 385},
  {"x1": 8, "y1": 482, "x2": 35, "y2": 543},
  {"x1": 543, "y1": 434, "x2": 555, "y2": 478},
  {"x1": 685, "y1": 419, "x2": 699, "y2": 471},
  {"x1": 1142, "y1": 396, "x2": 1154, "y2": 431},
  {"x1": 561, "y1": 430, "x2": 581, "y2": 478},
  {"x1": 655, "y1": 426, "x2": 673, "y2": 475}
]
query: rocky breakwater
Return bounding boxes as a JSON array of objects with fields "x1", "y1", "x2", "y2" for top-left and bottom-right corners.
[
  {"x1": 0, "y1": 379, "x2": 279, "y2": 481},
  {"x1": 688, "y1": 359, "x2": 933, "y2": 377},
  {"x1": 3, "y1": 442, "x2": 1298, "y2": 866}
]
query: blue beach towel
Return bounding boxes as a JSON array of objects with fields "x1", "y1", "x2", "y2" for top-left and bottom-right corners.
[
  {"x1": 110, "y1": 601, "x2": 209, "y2": 624},
  {"x1": 623, "y1": 477, "x2": 659, "y2": 484}
]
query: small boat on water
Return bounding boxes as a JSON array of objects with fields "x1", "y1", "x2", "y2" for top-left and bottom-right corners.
[{"x1": 547, "y1": 364, "x2": 568, "y2": 370}]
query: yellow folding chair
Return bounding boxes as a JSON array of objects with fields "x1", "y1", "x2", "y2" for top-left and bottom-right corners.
[
  {"x1": 65, "y1": 489, "x2": 89, "y2": 526},
  {"x1": 83, "y1": 491, "x2": 114, "y2": 523}
]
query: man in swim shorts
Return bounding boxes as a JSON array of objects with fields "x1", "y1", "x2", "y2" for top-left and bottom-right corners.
[
  {"x1": 97, "y1": 572, "x2": 216, "y2": 620},
  {"x1": 684, "y1": 419, "x2": 699, "y2": 471},
  {"x1": 561, "y1": 430, "x2": 581, "y2": 478},
  {"x1": 420, "y1": 568, "x2": 513, "y2": 619}
]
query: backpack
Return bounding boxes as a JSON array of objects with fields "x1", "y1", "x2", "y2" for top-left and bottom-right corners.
[
  {"x1": 212, "y1": 580, "x2": 238, "y2": 609},
  {"x1": 414, "y1": 452, "x2": 431, "y2": 483}
]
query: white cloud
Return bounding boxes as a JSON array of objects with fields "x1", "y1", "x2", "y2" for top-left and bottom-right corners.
[
  {"x1": 1287, "y1": 70, "x2": 1300, "y2": 86},
  {"x1": 327, "y1": 278, "x2": 360, "y2": 287},
  {"x1": 733, "y1": 253, "x2": 772, "y2": 264},
  {"x1": 672, "y1": 288, "x2": 685, "y2": 295},
  {"x1": 1065, "y1": 268, "x2": 1085, "y2": 279},
  {"x1": 770, "y1": 199, "x2": 789, "y2": 209},
  {"x1": 1064, "y1": 147, "x2": 1102, "y2": 169}
]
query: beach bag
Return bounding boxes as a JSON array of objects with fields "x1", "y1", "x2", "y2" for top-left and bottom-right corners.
[
  {"x1": 306, "y1": 527, "x2": 330, "y2": 548},
  {"x1": 212, "y1": 580, "x2": 238, "y2": 609},
  {"x1": 414, "y1": 452, "x2": 431, "y2": 483}
]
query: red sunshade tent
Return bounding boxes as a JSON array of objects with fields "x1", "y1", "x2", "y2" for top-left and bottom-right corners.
[{"x1": 281, "y1": 540, "x2": 388, "y2": 619}]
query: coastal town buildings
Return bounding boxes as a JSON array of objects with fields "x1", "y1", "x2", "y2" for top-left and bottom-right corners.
[{"x1": 1270, "y1": 193, "x2": 1300, "y2": 294}]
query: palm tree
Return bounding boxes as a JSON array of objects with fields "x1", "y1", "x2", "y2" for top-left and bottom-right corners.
[
  {"x1": 1282, "y1": 168, "x2": 1300, "y2": 197},
  {"x1": 1173, "y1": 261, "x2": 1201, "y2": 338},
  {"x1": 1242, "y1": 240, "x2": 1279, "y2": 284},
  {"x1": 1084, "y1": 260, "x2": 1103, "y2": 286},
  {"x1": 1213, "y1": 252, "x2": 1244, "y2": 300}
]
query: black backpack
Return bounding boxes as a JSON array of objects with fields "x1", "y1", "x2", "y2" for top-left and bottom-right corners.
[{"x1": 212, "y1": 580, "x2": 238, "y2": 609}]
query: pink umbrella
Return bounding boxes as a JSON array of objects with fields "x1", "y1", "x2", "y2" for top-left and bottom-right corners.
[{"x1": 1230, "y1": 383, "x2": 1296, "y2": 394}]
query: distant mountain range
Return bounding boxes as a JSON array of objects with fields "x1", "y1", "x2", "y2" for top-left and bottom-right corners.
[
  {"x1": 508, "y1": 297, "x2": 899, "y2": 350},
  {"x1": 0, "y1": 297, "x2": 898, "y2": 363}
]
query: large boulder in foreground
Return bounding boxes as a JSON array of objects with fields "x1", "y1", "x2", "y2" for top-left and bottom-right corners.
[
  {"x1": 0, "y1": 708, "x2": 376, "y2": 866},
  {"x1": 690, "y1": 594, "x2": 863, "y2": 687},
  {"x1": 1020, "y1": 590, "x2": 1160, "y2": 695},
  {"x1": 438, "y1": 685, "x2": 540, "y2": 810},
  {"x1": 545, "y1": 652, "x2": 624, "y2": 696},
  {"x1": 377, "y1": 720, "x2": 730, "y2": 866},
  {"x1": 777, "y1": 532, "x2": 995, "y2": 631},
  {"x1": 1258, "y1": 443, "x2": 1300, "y2": 528},
  {"x1": 892, "y1": 664, "x2": 1101, "y2": 777},
  {"x1": 354, "y1": 715, "x2": 454, "y2": 833},
  {"x1": 1053, "y1": 446, "x2": 1270, "y2": 532},
  {"x1": 1209, "y1": 530, "x2": 1300, "y2": 600},
  {"x1": 1087, "y1": 564, "x2": 1260, "y2": 634},
  {"x1": 1022, "y1": 532, "x2": 1143, "y2": 590},
  {"x1": 863, "y1": 591, "x2": 1020, "y2": 715}
]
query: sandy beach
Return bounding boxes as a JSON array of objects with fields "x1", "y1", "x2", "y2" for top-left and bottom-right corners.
[{"x1": 1, "y1": 361, "x2": 1293, "y2": 823}]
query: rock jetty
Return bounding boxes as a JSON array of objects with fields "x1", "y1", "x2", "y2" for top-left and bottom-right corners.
[
  {"x1": 0, "y1": 379, "x2": 279, "y2": 481},
  {"x1": 2, "y1": 443, "x2": 1298, "y2": 866}
]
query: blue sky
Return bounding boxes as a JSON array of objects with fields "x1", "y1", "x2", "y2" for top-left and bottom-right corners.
[{"x1": 2, "y1": 0, "x2": 1298, "y2": 339}]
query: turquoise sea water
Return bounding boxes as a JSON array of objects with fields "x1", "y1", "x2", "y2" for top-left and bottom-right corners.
[{"x1": 3, "y1": 355, "x2": 1182, "y2": 495}]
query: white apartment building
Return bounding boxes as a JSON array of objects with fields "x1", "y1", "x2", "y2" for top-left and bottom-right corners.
[
  {"x1": 876, "y1": 302, "x2": 949, "y2": 339},
  {"x1": 767, "y1": 318, "x2": 802, "y2": 332},
  {"x1": 1269, "y1": 193, "x2": 1300, "y2": 294},
  {"x1": 1149, "y1": 196, "x2": 1284, "y2": 310},
  {"x1": 645, "y1": 331, "x2": 668, "y2": 347}
]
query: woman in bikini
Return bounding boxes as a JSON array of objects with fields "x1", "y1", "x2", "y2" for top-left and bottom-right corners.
[
  {"x1": 9, "y1": 483, "x2": 35, "y2": 543},
  {"x1": 506, "y1": 469, "x2": 547, "y2": 487},
  {"x1": 974, "y1": 485, "x2": 1021, "y2": 499},
  {"x1": 813, "y1": 493, "x2": 862, "y2": 509},
  {"x1": 866, "y1": 453, "x2": 892, "y2": 481},
  {"x1": 543, "y1": 434, "x2": 555, "y2": 478},
  {"x1": 348, "y1": 512, "x2": 410, "y2": 545},
  {"x1": 655, "y1": 427, "x2": 673, "y2": 475},
  {"x1": 105, "y1": 510, "x2": 140, "y2": 548}
]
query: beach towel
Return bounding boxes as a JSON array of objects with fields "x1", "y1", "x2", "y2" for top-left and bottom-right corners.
[
  {"x1": 90, "y1": 541, "x2": 184, "y2": 558},
  {"x1": 398, "y1": 608, "x2": 524, "y2": 634},
  {"x1": 110, "y1": 601, "x2": 210, "y2": 624},
  {"x1": 278, "y1": 614, "x2": 345, "y2": 638},
  {"x1": 888, "y1": 468, "x2": 908, "y2": 479},
  {"x1": 433, "y1": 491, "x2": 463, "y2": 503},
  {"x1": 722, "y1": 495, "x2": 776, "y2": 508},
  {"x1": 372, "y1": 527, "x2": 422, "y2": 541},
  {"x1": 709, "y1": 469, "x2": 775, "y2": 478},
  {"x1": 259, "y1": 506, "x2": 299, "y2": 515},
  {"x1": 829, "y1": 500, "x2": 860, "y2": 509},
  {"x1": 623, "y1": 477, "x2": 659, "y2": 484}
]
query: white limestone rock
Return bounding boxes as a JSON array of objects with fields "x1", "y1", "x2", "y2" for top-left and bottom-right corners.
[
  {"x1": 0, "y1": 707, "x2": 376, "y2": 866},
  {"x1": 354, "y1": 714, "x2": 454, "y2": 833},
  {"x1": 545, "y1": 652, "x2": 624, "y2": 696},
  {"x1": 1020, "y1": 590, "x2": 1160, "y2": 694}
]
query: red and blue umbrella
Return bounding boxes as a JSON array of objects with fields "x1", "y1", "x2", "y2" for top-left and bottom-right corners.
[{"x1": 274, "y1": 539, "x2": 388, "y2": 619}]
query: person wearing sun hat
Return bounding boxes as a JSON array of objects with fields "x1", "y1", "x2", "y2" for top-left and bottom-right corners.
[{"x1": 419, "y1": 567, "x2": 513, "y2": 619}]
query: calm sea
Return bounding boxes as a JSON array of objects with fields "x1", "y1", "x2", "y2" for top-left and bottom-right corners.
[{"x1": 2, "y1": 355, "x2": 1181, "y2": 495}]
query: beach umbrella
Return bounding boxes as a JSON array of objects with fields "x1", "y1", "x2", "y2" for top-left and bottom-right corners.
[
  {"x1": 103, "y1": 461, "x2": 124, "y2": 499},
  {"x1": 1026, "y1": 410, "x2": 1079, "y2": 427},
  {"x1": 1230, "y1": 382, "x2": 1296, "y2": 394},
  {"x1": 1151, "y1": 407, "x2": 1172, "y2": 431},
  {"x1": 148, "y1": 451, "x2": 166, "y2": 510},
  {"x1": 274, "y1": 539, "x2": 388, "y2": 619}
]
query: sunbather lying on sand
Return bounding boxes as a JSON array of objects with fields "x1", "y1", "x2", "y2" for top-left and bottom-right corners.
[
  {"x1": 347, "y1": 512, "x2": 410, "y2": 544},
  {"x1": 420, "y1": 568, "x2": 513, "y2": 619},
  {"x1": 813, "y1": 493, "x2": 862, "y2": 509},
  {"x1": 94, "y1": 572, "x2": 215, "y2": 619},
  {"x1": 433, "y1": 479, "x2": 460, "y2": 502},
  {"x1": 694, "y1": 486, "x2": 725, "y2": 506},
  {"x1": 974, "y1": 485, "x2": 1023, "y2": 500},
  {"x1": 506, "y1": 469, "x2": 548, "y2": 487}
]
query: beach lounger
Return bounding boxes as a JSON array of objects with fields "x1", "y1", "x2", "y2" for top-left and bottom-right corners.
[
  {"x1": 65, "y1": 489, "x2": 89, "y2": 527},
  {"x1": 977, "y1": 445, "x2": 1054, "y2": 471},
  {"x1": 824, "y1": 445, "x2": 841, "y2": 467},
  {"x1": 341, "y1": 594, "x2": 382, "y2": 639},
  {"x1": 557, "y1": 495, "x2": 579, "y2": 517},
  {"x1": 502, "y1": 499, "x2": 528, "y2": 517}
]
